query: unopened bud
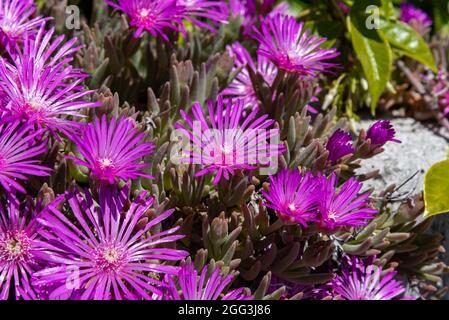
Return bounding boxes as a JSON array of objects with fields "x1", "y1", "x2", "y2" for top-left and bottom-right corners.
[
  {"x1": 37, "y1": 183, "x2": 55, "y2": 207},
  {"x1": 210, "y1": 212, "x2": 228, "y2": 245},
  {"x1": 94, "y1": 89, "x2": 117, "y2": 116}
]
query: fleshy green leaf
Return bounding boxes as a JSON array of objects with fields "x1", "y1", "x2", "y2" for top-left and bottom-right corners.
[
  {"x1": 348, "y1": 3, "x2": 392, "y2": 113},
  {"x1": 424, "y1": 160, "x2": 449, "y2": 218},
  {"x1": 381, "y1": 21, "x2": 437, "y2": 72}
]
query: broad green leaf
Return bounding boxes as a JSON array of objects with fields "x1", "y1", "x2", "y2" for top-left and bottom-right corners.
[
  {"x1": 348, "y1": 4, "x2": 392, "y2": 113},
  {"x1": 381, "y1": 21, "x2": 437, "y2": 72},
  {"x1": 380, "y1": 0, "x2": 395, "y2": 19},
  {"x1": 287, "y1": 0, "x2": 311, "y2": 16},
  {"x1": 424, "y1": 160, "x2": 449, "y2": 218}
]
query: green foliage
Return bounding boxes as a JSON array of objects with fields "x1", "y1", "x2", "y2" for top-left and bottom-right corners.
[
  {"x1": 424, "y1": 160, "x2": 449, "y2": 218},
  {"x1": 381, "y1": 21, "x2": 437, "y2": 72},
  {"x1": 348, "y1": 1, "x2": 392, "y2": 113},
  {"x1": 304, "y1": 20, "x2": 343, "y2": 49},
  {"x1": 290, "y1": 0, "x2": 438, "y2": 116},
  {"x1": 433, "y1": 0, "x2": 449, "y2": 33}
]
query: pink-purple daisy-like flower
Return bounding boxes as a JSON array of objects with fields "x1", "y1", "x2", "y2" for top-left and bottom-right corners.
[
  {"x1": 331, "y1": 256, "x2": 414, "y2": 300},
  {"x1": 178, "y1": 0, "x2": 228, "y2": 32},
  {"x1": 318, "y1": 173, "x2": 377, "y2": 230},
  {"x1": 105, "y1": 0, "x2": 185, "y2": 40},
  {"x1": 326, "y1": 129, "x2": 354, "y2": 163},
  {"x1": 106, "y1": 0, "x2": 228, "y2": 39},
  {"x1": 252, "y1": 14, "x2": 339, "y2": 77},
  {"x1": 163, "y1": 260, "x2": 252, "y2": 300},
  {"x1": 229, "y1": 0, "x2": 279, "y2": 18},
  {"x1": 229, "y1": 0, "x2": 288, "y2": 37},
  {"x1": 400, "y1": 3, "x2": 432, "y2": 35},
  {"x1": 229, "y1": 0, "x2": 247, "y2": 18},
  {"x1": 34, "y1": 185, "x2": 189, "y2": 300},
  {"x1": 222, "y1": 42, "x2": 277, "y2": 108},
  {"x1": 175, "y1": 97, "x2": 285, "y2": 185},
  {"x1": 67, "y1": 115, "x2": 155, "y2": 185},
  {"x1": 261, "y1": 168, "x2": 319, "y2": 227},
  {"x1": 0, "y1": 0, "x2": 49, "y2": 49},
  {"x1": 268, "y1": 275, "x2": 331, "y2": 300},
  {"x1": 337, "y1": 0, "x2": 350, "y2": 14},
  {"x1": 366, "y1": 120, "x2": 401, "y2": 147},
  {"x1": 0, "y1": 193, "x2": 49, "y2": 300},
  {"x1": 0, "y1": 121, "x2": 51, "y2": 193},
  {"x1": 433, "y1": 71, "x2": 449, "y2": 115},
  {"x1": 0, "y1": 25, "x2": 100, "y2": 136},
  {"x1": 439, "y1": 91, "x2": 449, "y2": 115}
]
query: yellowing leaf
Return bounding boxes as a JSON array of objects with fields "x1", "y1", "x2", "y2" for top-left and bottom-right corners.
[{"x1": 424, "y1": 160, "x2": 449, "y2": 218}]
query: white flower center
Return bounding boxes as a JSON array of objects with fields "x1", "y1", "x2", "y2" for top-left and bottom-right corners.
[
  {"x1": 94, "y1": 244, "x2": 127, "y2": 274},
  {"x1": 221, "y1": 143, "x2": 234, "y2": 155},
  {"x1": 99, "y1": 158, "x2": 114, "y2": 168},
  {"x1": 1, "y1": 25, "x2": 11, "y2": 33},
  {"x1": 103, "y1": 248, "x2": 120, "y2": 263},
  {"x1": 139, "y1": 8, "x2": 150, "y2": 18},
  {"x1": 0, "y1": 231, "x2": 31, "y2": 262},
  {"x1": 25, "y1": 97, "x2": 45, "y2": 110}
]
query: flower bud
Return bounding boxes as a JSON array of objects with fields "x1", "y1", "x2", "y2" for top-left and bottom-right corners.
[
  {"x1": 37, "y1": 183, "x2": 55, "y2": 207},
  {"x1": 210, "y1": 212, "x2": 228, "y2": 245}
]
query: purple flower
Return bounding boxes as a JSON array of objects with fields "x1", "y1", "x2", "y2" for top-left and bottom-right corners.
[
  {"x1": 261, "y1": 168, "x2": 319, "y2": 227},
  {"x1": 229, "y1": 0, "x2": 278, "y2": 18},
  {"x1": 268, "y1": 276, "x2": 328, "y2": 300},
  {"x1": 0, "y1": 0, "x2": 49, "y2": 49},
  {"x1": 440, "y1": 91, "x2": 449, "y2": 115},
  {"x1": 337, "y1": 1, "x2": 350, "y2": 14},
  {"x1": 178, "y1": 0, "x2": 228, "y2": 32},
  {"x1": 0, "y1": 26, "x2": 100, "y2": 136},
  {"x1": 175, "y1": 96, "x2": 285, "y2": 185},
  {"x1": 326, "y1": 129, "x2": 354, "y2": 163},
  {"x1": 431, "y1": 71, "x2": 449, "y2": 115},
  {"x1": 331, "y1": 256, "x2": 414, "y2": 300},
  {"x1": 318, "y1": 173, "x2": 377, "y2": 230},
  {"x1": 163, "y1": 260, "x2": 252, "y2": 300},
  {"x1": 0, "y1": 121, "x2": 51, "y2": 193},
  {"x1": 34, "y1": 185, "x2": 189, "y2": 300},
  {"x1": 0, "y1": 193, "x2": 49, "y2": 300},
  {"x1": 222, "y1": 42, "x2": 277, "y2": 108},
  {"x1": 366, "y1": 120, "x2": 400, "y2": 147},
  {"x1": 252, "y1": 14, "x2": 339, "y2": 77},
  {"x1": 67, "y1": 115, "x2": 155, "y2": 185},
  {"x1": 400, "y1": 3, "x2": 432, "y2": 35},
  {"x1": 105, "y1": 0, "x2": 185, "y2": 40},
  {"x1": 106, "y1": 0, "x2": 228, "y2": 39},
  {"x1": 229, "y1": 0, "x2": 247, "y2": 18},
  {"x1": 229, "y1": 0, "x2": 288, "y2": 37}
]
